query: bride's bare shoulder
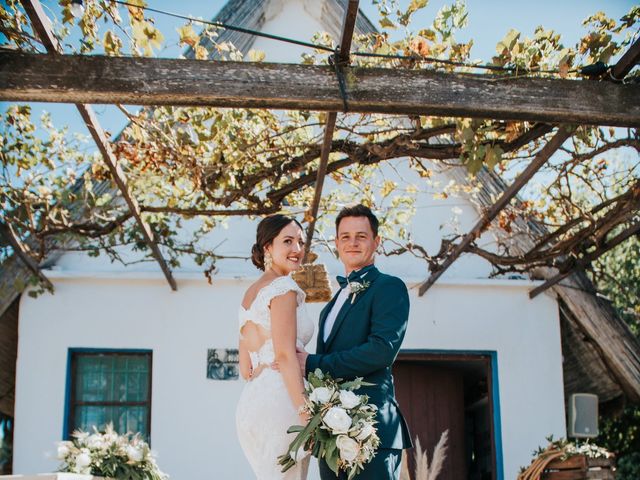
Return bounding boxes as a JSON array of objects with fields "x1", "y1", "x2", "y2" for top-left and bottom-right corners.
[{"x1": 241, "y1": 275, "x2": 273, "y2": 309}]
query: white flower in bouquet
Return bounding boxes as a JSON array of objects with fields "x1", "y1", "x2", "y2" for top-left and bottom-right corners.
[
  {"x1": 87, "y1": 434, "x2": 104, "y2": 450},
  {"x1": 56, "y1": 423, "x2": 168, "y2": 480},
  {"x1": 355, "y1": 422, "x2": 375, "y2": 441},
  {"x1": 339, "y1": 390, "x2": 361, "y2": 409},
  {"x1": 74, "y1": 449, "x2": 92, "y2": 472},
  {"x1": 309, "y1": 386, "x2": 333, "y2": 404},
  {"x1": 74, "y1": 431, "x2": 90, "y2": 444},
  {"x1": 323, "y1": 406, "x2": 352, "y2": 434},
  {"x1": 336, "y1": 435, "x2": 360, "y2": 463},
  {"x1": 56, "y1": 442, "x2": 72, "y2": 460},
  {"x1": 126, "y1": 444, "x2": 144, "y2": 463}
]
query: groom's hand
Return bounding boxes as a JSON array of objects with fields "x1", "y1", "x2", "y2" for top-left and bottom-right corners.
[{"x1": 296, "y1": 347, "x2": 308, "y2": 376}]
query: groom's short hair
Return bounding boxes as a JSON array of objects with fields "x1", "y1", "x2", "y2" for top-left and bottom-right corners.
[{"x1": 335, "y1": 204, "x2": 379, "y2": 236}]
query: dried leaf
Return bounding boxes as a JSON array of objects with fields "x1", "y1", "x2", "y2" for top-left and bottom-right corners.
[
  {"x1": 177, "y1": 24, "x2": 199, "y2": 48},
  {"x1": 410, "y1": 37, "x2": 431, "y2": 57}
]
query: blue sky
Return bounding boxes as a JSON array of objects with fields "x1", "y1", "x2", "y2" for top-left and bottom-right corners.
[{"x1": 2, "y1": 0, "x2": 637, "y2": 157}]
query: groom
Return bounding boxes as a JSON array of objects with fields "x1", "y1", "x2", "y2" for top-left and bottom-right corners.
[{"x1": 297, "y1": 204, "x2": 412, "y2": 479}]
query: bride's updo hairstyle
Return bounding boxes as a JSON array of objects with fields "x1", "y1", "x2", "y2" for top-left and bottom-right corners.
[{"x1": 251, "y1": 214, "x2": 303, "y2": 271}]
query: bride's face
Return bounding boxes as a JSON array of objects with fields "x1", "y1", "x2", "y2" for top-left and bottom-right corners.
[{"x1": 266, "y1": 221, "x2": 305, "y2": 274}]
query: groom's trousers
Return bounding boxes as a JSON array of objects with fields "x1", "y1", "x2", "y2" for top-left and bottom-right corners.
[{"x1": 318, "y1": 448, "x2": 402, "y2": 480}]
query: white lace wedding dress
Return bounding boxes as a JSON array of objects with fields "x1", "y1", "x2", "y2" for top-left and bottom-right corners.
[{"x1": 236, "y1": 275, "x2": 315, "y2": 480}]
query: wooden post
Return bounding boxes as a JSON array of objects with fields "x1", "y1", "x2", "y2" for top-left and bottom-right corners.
[
  {"x1": 418, "y1": 126, "x2": 574, "y2": 296},
  {"x1": 303, "y1": 0, "x2": 359, "y2": 261},
  {"x1": 0, "y1": 220, "x2": 54, "y2": 292},
  {"x1": 20, "y1": 0, "x2": 177, "y2": 291},
  {"x1": 610, "y1": 38, "x2": 640, "y2": 81},
  {"x1": 529, "y1": 221, "x2": 640, "y2": 299}
]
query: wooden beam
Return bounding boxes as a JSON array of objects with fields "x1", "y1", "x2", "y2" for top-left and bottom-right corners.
[
  {"x1": 20, "y1": 0, "x2": 177, "y2": 291},
  {"x1": 418, "y1": 126, "x2": 574, "y2": 296},
  {"x1": 20, "y1": 0, "x2": 60, "y2": 52},
  {"x1": 304, "y1": 0, "x2": 359, "y2": 260},
  {"x1": 304, "y1": 112, "x2": 337, "y2": 262},
  {"x1": 337, "y1": 0, "x2": 359, "y2": 61},
  {"x1": 611, "y1": 38, "x2": 640, "y2": 81},
  {"x1": 529, "y1": 221, "x2": 640, "y2": 299},
  {"x1": 76, "y1": 104, "x2": 177, "y2": 290},
  {"x1": 2, "y1": 52, "x2": 639, "y2": 127},
  {"x1": 0, "y1": 220, "x2": 54, "y2": 292}
]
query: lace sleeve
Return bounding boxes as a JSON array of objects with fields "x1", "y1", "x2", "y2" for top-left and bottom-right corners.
[
  {"x1": 239, "y1": 276, "x2": 305, "y2": 334},
  {"x1": 263, "y1": 275, "x2": 306, "y2": 307}
]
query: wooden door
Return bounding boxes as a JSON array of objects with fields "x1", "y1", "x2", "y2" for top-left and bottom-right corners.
[{"x1": 394, "y1": 361, "x2": 467, "y2": 480}]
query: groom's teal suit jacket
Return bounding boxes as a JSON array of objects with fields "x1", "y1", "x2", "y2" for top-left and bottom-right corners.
[{"x1": 305, "y1": 264, "x2": 412, "y2": 450}]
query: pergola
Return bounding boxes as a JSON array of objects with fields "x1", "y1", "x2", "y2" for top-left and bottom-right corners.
[{"x1": 1, "y1": 0, "x2": 639, "y2": 305}]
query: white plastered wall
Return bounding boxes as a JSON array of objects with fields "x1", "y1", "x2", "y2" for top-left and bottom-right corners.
[{"x1": 14, "y1": 274, "x2": 565, "y2": 479}]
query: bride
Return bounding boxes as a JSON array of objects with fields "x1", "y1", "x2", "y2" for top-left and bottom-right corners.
[{"x1": 236, "y1": 214, "x2": 314, "y2": 479}]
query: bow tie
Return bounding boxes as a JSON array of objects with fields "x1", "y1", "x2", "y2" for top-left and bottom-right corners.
[
  {"x1": 336, "y1": 274, "x2": 354, "y2": 289},
  {"x1": 336, "y1": 265, "x2": 375, "y2": 289}
]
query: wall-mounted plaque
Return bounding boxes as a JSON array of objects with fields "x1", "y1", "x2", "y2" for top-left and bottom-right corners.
[{"x1": 207, "y1": 348, "x2": 239, "y2": 380}]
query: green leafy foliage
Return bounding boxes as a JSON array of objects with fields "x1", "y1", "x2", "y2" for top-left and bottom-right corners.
[
  {"x1": 591, "y1": 235, "x2": 640, "y2": 477},
  {"x1": 0, "y1": 1, "x2": 637, "y2": 294}
]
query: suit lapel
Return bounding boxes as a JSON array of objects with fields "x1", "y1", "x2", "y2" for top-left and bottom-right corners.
[{"x1": 324, "y1": 266, "x2": 381, "y2": 350}]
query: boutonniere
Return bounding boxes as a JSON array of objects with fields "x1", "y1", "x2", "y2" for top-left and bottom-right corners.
[{"x1": 348, "y1": 280, "x2": 371, "y2": 304}]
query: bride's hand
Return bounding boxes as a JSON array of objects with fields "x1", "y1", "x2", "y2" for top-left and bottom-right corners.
[{"x1": 297, "y1": 406, "x2": 310, "y2": 425}]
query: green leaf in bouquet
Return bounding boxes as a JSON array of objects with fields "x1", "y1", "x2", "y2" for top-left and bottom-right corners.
[
  {"x1": 348, "y1": 465, "x2": 361, "y2": 480},
  {"x1": 340, "y1": 377, "x2": 376, "y2": 390},
  {"x1": 279, "y1": 413, "x2": 323, "y2": 472},
  {"x1": 309, "y1": 376, "x2": 324, "y2": 388},
  {"x1": 308, "y1": 369, "x2": 325, "y2": 388},
  {"x1": 324, "y1": 436, "x2": 337, "y2": 461},
  {"x1": 287, "y1": 425, "x2": 305, "y2": 433},
  {"x1": 326, "y1": 447, "x2": 340, "y2": 475},
  {"x1": 312, "y1": 439, "x2": 322, "y2": 457},
  {"x1": 317, "y1": 428, "x2": 331, "y2": 441}
]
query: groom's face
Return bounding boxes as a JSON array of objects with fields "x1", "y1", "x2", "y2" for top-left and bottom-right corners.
[{"x1": 335, "y1": 216, "x2": 380, "y2": 273}]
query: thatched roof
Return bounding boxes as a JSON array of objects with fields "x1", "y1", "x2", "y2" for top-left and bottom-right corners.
[
  {"x1": 449, "y1": 165, "x2": 640, "y2": 407},
  {"x1": 203, "y1": 0, "x2": 377, "y2": 55}
]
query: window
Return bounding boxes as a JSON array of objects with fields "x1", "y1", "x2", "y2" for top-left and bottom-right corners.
[{"x1": 67, "y1": 351, "x2": 152, "y2": 442}]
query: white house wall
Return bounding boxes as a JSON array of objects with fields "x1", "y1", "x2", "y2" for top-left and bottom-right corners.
[{"x1": 14, "y1": 274, "x2": 565, "y2": 479}]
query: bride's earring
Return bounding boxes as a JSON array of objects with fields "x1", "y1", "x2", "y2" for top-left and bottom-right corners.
[{"x1": 264, "y1": 251, "x2": 273, "y2": 271}]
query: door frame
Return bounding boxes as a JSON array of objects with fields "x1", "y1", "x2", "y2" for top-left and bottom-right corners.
[{"x1": 396, "y1": 349, "x2": 504, "y2": 480}]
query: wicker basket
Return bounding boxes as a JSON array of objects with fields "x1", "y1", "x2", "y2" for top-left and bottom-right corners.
[{"x1": 292, "y1": 255, "x2": 333, "y2": 303}]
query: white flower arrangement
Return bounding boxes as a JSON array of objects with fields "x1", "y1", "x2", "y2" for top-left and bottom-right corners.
[
  {"x1": 564, "y1": 441, "x2": 613, "y2": 459},
  {"x1": 56, "y1": 423, "x2": 168, "y2": 480},
  {"x1": 518, "y1": 435, "x2": 614, "y2": 480},
  {"x1": 278, "y1": 369, "x2": 381, "y2": 480}
]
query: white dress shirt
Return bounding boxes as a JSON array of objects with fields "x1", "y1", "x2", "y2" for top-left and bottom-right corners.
[{"x1": 323, "y1": 286, "x2": 351, "y2": 342}]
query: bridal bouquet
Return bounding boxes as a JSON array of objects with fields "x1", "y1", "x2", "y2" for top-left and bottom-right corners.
[
  {"x1": 278, "y1": 369, "x2": 380, "y2": 479},
  {"x1": 56, "y1": 423, "x2": 168, "y2": 480}
]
